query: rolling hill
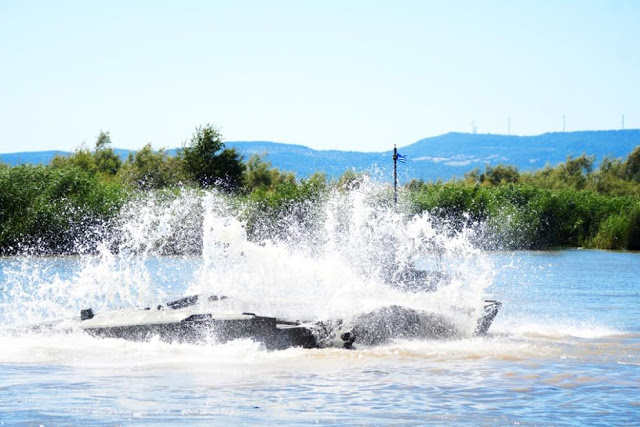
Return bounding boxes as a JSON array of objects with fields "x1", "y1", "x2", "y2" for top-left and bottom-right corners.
[{"x1": 2, "y1": 130, "x2": 639, "y2": 182}]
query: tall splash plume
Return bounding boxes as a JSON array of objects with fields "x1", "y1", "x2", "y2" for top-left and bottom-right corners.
[
  {"x1": 2, "y1": 181, "x2": 494, "y2": 337},
  {"x1": 187, "y1": 178, "x2": 494, "y2": 334}
]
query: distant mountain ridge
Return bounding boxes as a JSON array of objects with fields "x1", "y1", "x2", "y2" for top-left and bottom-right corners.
[{"x1": 2, "y1": 130, "x2": 639, "y2": 182}]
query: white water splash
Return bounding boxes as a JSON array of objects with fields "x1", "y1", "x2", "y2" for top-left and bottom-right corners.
[{"x1": 1, "y1": 183, "x2": 494, "y2": 336}]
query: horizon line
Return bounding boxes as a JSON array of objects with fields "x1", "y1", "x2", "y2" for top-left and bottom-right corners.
[{"x1": 1, "y1": 128, "x2": 639, "y2": 156}]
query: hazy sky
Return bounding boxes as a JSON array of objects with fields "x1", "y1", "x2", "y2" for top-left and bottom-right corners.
[{"x1": 1, "y1": 0, "x2": 638, "y2": 153}]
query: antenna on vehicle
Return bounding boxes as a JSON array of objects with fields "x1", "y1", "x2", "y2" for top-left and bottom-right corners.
[
  {"x1": 393, "y1": 145, "x2": 398, "y2": 208},
  {"x1": 393, "y1": 145, "x2": 408, "y2": 208}
]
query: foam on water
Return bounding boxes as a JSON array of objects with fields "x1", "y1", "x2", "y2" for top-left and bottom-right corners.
[{"x1": 491, "y1": 320, "x2": 623, "y2": 340}]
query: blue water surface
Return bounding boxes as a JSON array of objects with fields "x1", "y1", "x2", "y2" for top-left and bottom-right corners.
[{"x1": 0, "y1": 249, "x2": 639, "y2": 425}]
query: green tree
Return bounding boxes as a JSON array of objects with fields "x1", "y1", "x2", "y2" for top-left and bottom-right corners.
[
  {"x1": 180, "y1": 124, "x2": 245, "y2": 191},
  {"x1": 119, "y1": 144, "x2": 186, "y2": 189},
  {"x1": 51, "y1": 147, "x2": 97, "y2": 174},
  {"x1": 245, "y1": 155, "x2": 277, "y2": 191},
  {"x1": 560, "y1": 154, "x2": 594, "y2": 190},
  {"x1": 0, "y1": 164, "x2": 127, "y2": 254},
  {"x1": 93, "y1": 131, "x2": 122, "y2": 176},
  {"x1": 480, "y1": 164, "x2": 520, "y2": 186},
  {"x1": 521, "y1": 154, "x2": 595, "y2": 191},
  {"x1": 463, "y1": 169, "x2": 481, "y2": 185},
  {"x1": 50, "y1": 130, "x2": 122, "y2": 177},
  {"x1": 625, "y1": 146, "x2": 640, "y2": 182},
  {"x1": 244, "y1": 154, "x2": 296, "y2": 192},
  {"x1": 95, "y1": 130, "x2": 111, "y2": 150}
]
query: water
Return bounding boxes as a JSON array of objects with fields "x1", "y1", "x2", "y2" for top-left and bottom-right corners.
[{"x1": 0, "y1": 188, "x2": 639, "y2": 425}]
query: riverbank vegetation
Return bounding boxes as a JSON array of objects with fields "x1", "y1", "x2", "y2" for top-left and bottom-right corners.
[
  {"x1": 406, "y1": 149, "x2": 640, "y2": 250},
  {"x1": 1, "y1": 125, "x2": 639, "y2": 254}
]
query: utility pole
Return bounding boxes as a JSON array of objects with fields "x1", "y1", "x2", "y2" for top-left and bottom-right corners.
[
  {"x1": 563, "y1": 115, "x2": 566, "y2": 132},
  {"x1": 393, "y1": 145, "x2": 398, "y2": 208},
  {"x1": 622, "y1": 114, "x2": 625, "y2": 130}
]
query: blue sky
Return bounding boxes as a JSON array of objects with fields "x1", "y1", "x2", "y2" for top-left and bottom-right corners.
[{"x1": 1, "y1": 0, "x2": 638, "y2": 153}]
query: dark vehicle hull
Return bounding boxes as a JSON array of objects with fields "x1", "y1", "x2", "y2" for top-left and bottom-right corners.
[{"x1": 74, "y1": 295, "x2": 501, "y2": 349}]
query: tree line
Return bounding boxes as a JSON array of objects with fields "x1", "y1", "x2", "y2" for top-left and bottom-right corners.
[
  {"x1": 407, "y1": 149, "x2": 640, "y2": 250},
  {"x1": 0, "y1": 125, "x2": 328, "y2": 254},
  {"x1": 1, "y1": 124, "x2": 639, "y2": 254}
]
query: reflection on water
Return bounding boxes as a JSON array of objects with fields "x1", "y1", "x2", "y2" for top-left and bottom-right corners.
[{"x1": 0, "y1": 188, "x2": 639, "y2": 424}]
